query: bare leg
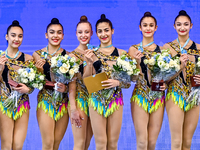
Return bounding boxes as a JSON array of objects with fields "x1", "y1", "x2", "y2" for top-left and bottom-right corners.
[
  {"x1": 37, "y1": 107, "x2": 55, "y2": 150},
  {"x1": 131, "y1": 102, "x2": 149, "y2": 150},
  {"x1": 89, "y1": 106, "x2": 107, "y2": 150},
  {"x1": 53, "y1": 113, "x2": 69, "y2": 150},
  {"x1": 182, "y1": 106, "x2": 200, "y2": 150},
  {"x1": 84, "y1": 117, "x2": 93, "y2": 150},
  {"x1": 166, "y1": 97, "x2": 184, "y2": 150},
  {"x1": 107, "y1": 106, "x2": 123, "y2": 150},
  {"x1": 68, "y1": 107, "x2": 87, "y2": 150},
  {"x1": 147, "y1": 106, "x2": 164, "y2": 150},
  {"x1": 12, "y1": 110, "x2": 29, "y2": 150},
  {"x1": 0, "y1": 111, "x2": 14, "y2": 150}
]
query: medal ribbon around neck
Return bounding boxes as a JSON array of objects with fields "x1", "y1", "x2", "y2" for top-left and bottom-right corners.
[
  {"x1": 86, "y1": 44, "x2": 113, "y2": 51},
  {"x1": 46, "y1": 45, "x2": 61, "y2": 56},
  {"x1": 5, "y1": 49, "x2": 19, "y2": 59},
  {"x1": 138, "y1": 41, "x2": 154, "y2": 52},
  {"x1": 177, "y1": 37, "x2": 190, "y2": 54}
]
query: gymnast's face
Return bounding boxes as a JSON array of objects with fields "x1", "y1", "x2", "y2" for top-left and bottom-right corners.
[
  {"x1": 46, "y1": 24, "x2": 64, "y2": 46},
  {"x1": 96, "y1": 22, "x2": 114, "y2": 45},
  {"x1": 139, "y1": 17, "x2": 157, "y2": 38},
  {"x1": 174, "y1": 16, "x2": 192, "y2": 36},
  {"x1": 76, "y1": 22, "x2": 93, "y2": 45},
  {"x1": 6, "y1": 26, "x2": 23, "y2": 49}
]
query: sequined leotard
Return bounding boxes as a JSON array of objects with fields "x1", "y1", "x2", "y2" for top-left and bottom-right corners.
[
  {"x1": 131, "y1": 45, "x2": 165, "y2": 113},
  {"x1": 166, "y1": 41, "x2": 200, "y2": 111},
  {"x1": 35, "y1": 49, "x2": 69, "y2": 121},
  {"x1": 0, "y1": 53, "x2": 31, "y2": 120},
  {"x1": 89, "y1": 48, "x2": 130, "y2": 117}
]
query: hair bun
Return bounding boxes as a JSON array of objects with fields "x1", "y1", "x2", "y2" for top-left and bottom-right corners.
[
  {"x1": 101, "y1": 14, "x2": 106, "y2": 19},
  {"x1": 80, "y1": 15, "x2": 88, "y2": 22},
  {"x1": 144, "y1": 11, "x2": 152, "y2": 17},
  {"x1": 51, "y1": 18, "x2": 60, "y2": 24},
  {"x1": 12, "y1": 20, "x2": 19, "y2": 26},
  {"x1": 179, "y1": 10, "x2": 187, "y2": 15}
]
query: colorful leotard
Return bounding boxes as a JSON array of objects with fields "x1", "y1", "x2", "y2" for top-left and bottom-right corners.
[
  {"x1": 0, "y1": 53, "x2": 31, "y2": 120},
  {"x1": 35, "y1": 49, "x2": 69, "y2": 121},
  {"x1": 166, "y1": 41, "x2": 200, "y2": 111},
  {"x1": 131, "y1": 45, "x2": 165, "y2": 113},
  {"x1": 70, "y1": 50, "x2": 89, "y2": 116},
  {"x1": 89, "y1": 48, "x2": 130, "y2": 117}
]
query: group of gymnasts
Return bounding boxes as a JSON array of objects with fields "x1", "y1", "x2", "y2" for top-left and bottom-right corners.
[{"x1": 0, "y1": 9, "x2": 199, "y2": 150}]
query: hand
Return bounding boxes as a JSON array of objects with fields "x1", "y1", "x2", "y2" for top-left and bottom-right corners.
[
  {"x1": 193, "y1": 75, "x2": 200, "y2": 84},
  {"x1": 71, "y1": 109, "x2": 84, "y2": 128},
  {"x1": 13, "y1": 83, "x2": 30, "y2": 94},
  {"x1": 56, "y1": 82, "x2": 67, "y2": 93},
  {"x1": 160, "y1": 83, "x2": 167, "y2": 91},
  {"x1": 0, "y1": 56, "x2": 8, "y2": 74},
  {"x1": 180, "y1": 54, "x2": 188, "y2": 69},
  {"x1": 133, "y1": 50, "x2": 143, "y2": 64},
  {"x1": 101, "y1": 79, "x2": 120, "y2": 89},
  {"x1": 35, "y1": 59, "x2": 46, "y2": 73},
  {"x1": 84, "y1": 49, "x2": 94, "y2": 63}
]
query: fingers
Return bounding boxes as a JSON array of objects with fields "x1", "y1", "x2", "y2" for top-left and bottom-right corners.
[
  {"x1": 56, "y1": 83, "x2": 66, "y2": 93},
  {"x1": 35, "y1": 59, "x2": 46, "y2": 68},
  {"x1": 160, "y1": 85, "x2": 165, "y2": 91}
]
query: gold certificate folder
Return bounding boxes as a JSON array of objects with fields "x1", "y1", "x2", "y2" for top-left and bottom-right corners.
[{"x1": 83, "y1": 72, "x2": 108, "y2": 94}]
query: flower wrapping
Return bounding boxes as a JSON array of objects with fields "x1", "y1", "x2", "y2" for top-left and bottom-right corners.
[
  {"x1": 3, "y1": 61, "x2": 45, "y2": 112},
  {"x1": 144, "y1": 49, "x2": 180, "y2": 83},
  {"x1": 50, "y1": 54, "x2": 80, "y2": 108}
]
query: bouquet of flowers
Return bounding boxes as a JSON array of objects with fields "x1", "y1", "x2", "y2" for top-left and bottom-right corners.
[
  {"x1": 50, "y1": 54, "x2": 80, "y2": 107},
  {"x1": 187, "y1": 57, "x2": 200, "y2": 105},
  {"x1": 112, "y1": 53, "x2": 140, "y2": 81},
  {"x1": 100, "y1": 53, "x2": 140, "y2": 104},
  {"x1": 3, "y1": 61, "x2": 46, "y2": 111},
  {"x1": 144, "y1": 49, "x2": 180, "y2": 91}
]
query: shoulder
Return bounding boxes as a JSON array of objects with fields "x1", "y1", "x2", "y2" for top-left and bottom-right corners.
[
  {"x1": 24, "y1": 53, "x2": 33, "y2": 61},
  {"x1": 117, "y1": 48, "x2": 127, "y2": 55},
  {"x1": 195, "y1": 43, "x2": 200, "y2": 49}
]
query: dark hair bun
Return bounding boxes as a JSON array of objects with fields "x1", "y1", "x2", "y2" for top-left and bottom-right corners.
[
  {"x1": 80, "y1": 15, "x2": 88, "y2": 22},
  {"x1": 179, "y1": 10, "x2": 187, "y2": 15},
  {"x1": 12, "y1": 20, "x2": 19, "y2": 26},
  {"x1": 101, "y1": 14, "x2": 106, "y2": 19},
  {"x1": 144, "y1": 11, "x2": 152, "y2": 17},
  {"x1": 51, "y1": 18, "x2": 60, "y2": 24}
]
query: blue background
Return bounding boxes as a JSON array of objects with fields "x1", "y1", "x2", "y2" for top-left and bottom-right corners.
[{"x1": 0, "y1": 0, "x2": 200, "y2": 149}]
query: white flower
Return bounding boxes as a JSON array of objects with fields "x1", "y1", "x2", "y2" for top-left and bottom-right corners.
[
  {"x1": 158, "y1": 61, "x2": 164, "y2": 68},
  {"x1": 127, "y1": 70, "x2": 133, "y2": 75},
  {"x1": 70, "y1": 57, "x2": 76, "y2": 63},
  {"x1": 39, "y1": 75, "x2": 45, "y2": 80},
  {"x1": 164, "y1": 64, "x2": 170, "y2": 71},
  {"x1": 148, "y1": 58, "x2": 155, "y2": 65},
  {"x1": 33, "y1": 83, "x2": 39, "y2": 89},
  {"x1": 169, "y1": 60, "x2": 175, "y2": 68},
  {"x1": 28, "y1": 73, "x2": 35, "y2": 81},
  {"x1": 22, "y1": 78, "x2": 28, "y2": 83},
  {"x1": 18, "y1": 68, "x2": 24, "y2": 74},
  {"x1": 132, "y1": 59, "x2": 137, "y2": 64},
  {"x1": 144, "y1": 59, "x2": 148, "y2": 64},
  {"x1": 73, "y1": 65, "x2": 79, "y2": 73},
  {"x1": 22, "y1": 71, "x2": 28, "y2": 78},
  {"x1": 59, "y1": 66, "x2": 68, "y2": 74},
  {"x1": 64, "y1": 54, "x2": 69, "y2": 59},
  {"x1": 69, "y1": 69, "x2": 75, "y2": 76},
  {"x1": 51, "y1": 57, "x2": 57, "y2": 67},
  {"x1": 38, "y1": 83, "x2": 43, "y2": 90},
  {"x1": 62, "y1": 63, "x2": 70, "y2": 70},
  {"x1": 132, "y1": 64, "x2": 136, "y2": 69}
]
